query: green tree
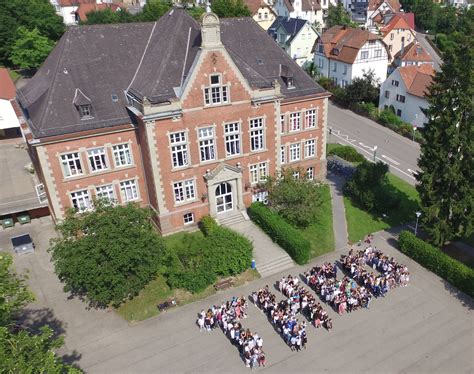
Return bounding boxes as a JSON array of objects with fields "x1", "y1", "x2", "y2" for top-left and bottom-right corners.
[
  {"x1": 436, "y1": 5, "x2": 457, "y2": 35},
  {"x1": 326, "y1": 4, "x2": 356, "y2": 28},
  {"x1": 0, "y1": 254, "x2": 33, "y2": 327},
  {"x1": 138, "y1": 0, "x2": 172, "y2": 21},
  {"x1": 412, "y1": 0, "x2": 439, "y2": 32},
  {"x1": 49, "y1": 201, "x2": 167, "y2": 307},
  {"x1": 211, "y1": 0, "x2": 251, "y2": 18},
  {"x1": 266, "y1": 168, "x2": 323, "y2": 228},
  {"x1": 0, "y1": 0, "x2": 64, "y2": 66},
  {"x1": 82, "y1": 7, "x2": 137, "y2": 25},
  {"x1": 416, "y1": 31, "x2": 474, "y2": 246},
  {"x1": 304, "y1": 61, "x2": 320, "y2": 80},
  {"x1": 0, "y1": 255, "x2": 80, "y2": 373},
  {"x1": 9, "y1": 27, "x2": 54, "y2": 69},
  {"x1": 343, "y1": 70, "x2": 380, "y2": 106},
  {"x1": 187, "y1": 6, "x2": 206, "y2": 20}
]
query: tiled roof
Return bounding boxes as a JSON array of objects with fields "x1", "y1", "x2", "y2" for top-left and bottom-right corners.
[
  {"x1": 368, "y1": 0, "x2": 401, "y2": 11},
  {"x1": 0, "y1": 68, "x2": 16, "y2": 100},
  {"x1": 316, "y1": 26, "x2": 382, "y2": 64},
  {"x1": 380, "y1": 14, "x2": 413, "y2": 36},
  {"x1": 301, "y1": 0, "x2": 322, "y2": 12},
  {"x1": 76, "y1": 3, "x2": 123, "y2": 21},
  {"x1": 17, "y1": 10, "x2": 326, "y2": 139},
  {"x1": 243, "y1": 0, "x2": 276, "y2": 15},
  {"x1": 398, "y1": 64, "x2": 435, "y2": 98},
  {"x1": 58, "y1": 0, "x2": 94, "y2": 7},
  {"x1": 394, "y1": 41, "x2": 433, "y2": 62}
]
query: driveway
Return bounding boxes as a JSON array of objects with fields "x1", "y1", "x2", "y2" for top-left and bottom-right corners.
[{"x1": 1, "y1": 218, "x2": 472, "y2": 373}]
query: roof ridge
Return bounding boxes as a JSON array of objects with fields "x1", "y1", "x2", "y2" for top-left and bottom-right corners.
[{"x1": 36, "y1": 33, "x2": 68, "y2": 134}]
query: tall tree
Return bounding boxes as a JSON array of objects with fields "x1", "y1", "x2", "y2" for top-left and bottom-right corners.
[
  {"x1": 9, "y1": 27, "x2": 54, "y2": 69},
  {"x1": 0, "y1": 0, "x2": 64, "y2": 66},
  {"x1": 138, "y1": 0, "x2": 172, "y2": 21},
  {"x1": 0, "y1": 255, "x2": 80, "y2": 373},
  {"x1": 412, "y1": 0, "x2": 438, "y2": 32},
  {"x1": 416, "y1": 30, "x2": 474, "y2": 246},
  {"x1": 49, "y1": 201, "x2": 166, "y2": 307},
  {"x1": 326, "y1": 4, "x2": 356, "y2": 29},
  {"x1": 343, "y1": 70, "x2": 380, "y2": 106},
  {"x1": 211, "y1": 0, "x2": 251, "y2": 18}
]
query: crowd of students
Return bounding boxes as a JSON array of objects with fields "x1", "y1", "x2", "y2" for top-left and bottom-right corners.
[
  {"x1": 341, "y1": 245, "x2": 409, "y2": 297},
  {"x1": 304, "y1": 263, "x2": 372, "y2": 315},
  {"x1": 278, "y1": 275, "x2": 333, "y2": 330},
  {"x1": 197, "y1": 297, "x2": 266, "y2": 369},
  {"x1": 251, "y1": 286, "x2": 308, "y2": 351}
]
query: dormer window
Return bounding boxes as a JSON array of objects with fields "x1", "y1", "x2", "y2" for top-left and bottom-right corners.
[
  {"x1": 204, "y1": 74, "x2": 229, "y2": 106},
  {"x1": 287, "y1": 77, "x2": 295, "y2": 88},
  {"x1": 332, "y1": 48, "x2": 339, "y2": 56},
  {"x1": 79, "y1": 104, "x2": 92, "y2": 119}
]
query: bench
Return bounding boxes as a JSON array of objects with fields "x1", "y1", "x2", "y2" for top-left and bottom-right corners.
[
  {"x1": 214, "y1": 278, "x2": 234, "y2": 291},
  {"x1": 157, "y1": 298, "x2": 177, "y2": 312}
]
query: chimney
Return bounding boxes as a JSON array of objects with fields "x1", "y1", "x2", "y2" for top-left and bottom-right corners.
[{"x1": 201, "y1": 11, "x2": 222, "y2": 48}]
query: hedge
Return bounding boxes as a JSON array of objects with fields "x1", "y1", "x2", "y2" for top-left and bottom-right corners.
[
  {"x1": 248, "y1": 203, "x2": 310, "y2": 265},
  {"x1": 328, "y1": 144, "x2": 365, "y2": 163},
  {"x1": 398, "y1": 231, "x2": 474, "y2": 298}
]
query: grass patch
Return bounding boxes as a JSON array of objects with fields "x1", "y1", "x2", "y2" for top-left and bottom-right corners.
[
  {"x1": 345, "y1": 173, "x2": 420, "y2": 243},
  {"x1": 300, "y1": 184, "x2": 335, "y2": 257},
  {"x1": 116, "y1": 269, "x2": 260, "y2": 323},
  {"x1": 9, "y1": 69, "x2": 20, "y2": 82}
]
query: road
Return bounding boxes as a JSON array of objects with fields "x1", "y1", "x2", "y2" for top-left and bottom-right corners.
[
  {"x1": 415, "y1": 32, "x2": 443, "y2": 71},
  {"x1": 328, "y1": 102, "x2": 421, "y2": 185}
]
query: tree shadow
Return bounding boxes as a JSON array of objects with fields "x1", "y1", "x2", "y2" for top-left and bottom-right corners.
[{"x1": 16, "y1": 307, "x2": 66, "y2": 339}]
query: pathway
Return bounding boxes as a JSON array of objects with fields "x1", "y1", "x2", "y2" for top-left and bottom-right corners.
[
  {"x1": 327, "y1": 170, "x2": 349, "y2": 250},
  {"x1": 229, "y1": 219, "x2": 294, "y2": 277}
]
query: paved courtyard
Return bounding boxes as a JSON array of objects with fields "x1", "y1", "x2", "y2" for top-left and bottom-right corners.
[{"x1": 1, "y1": 218, "x2": 473, "y2": 373}]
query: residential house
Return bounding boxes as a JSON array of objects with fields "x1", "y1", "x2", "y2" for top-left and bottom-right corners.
[
  {"x1": 378, "y1": 64, "x2": 434, "y2": 127},
  {"x1": 17, "y1": 10, "x2": 330, "y2": 234},
  {"x1": 244, "y1": 0, "x2": 277, "y2": 30},
  {"x1": 392, "y1": 41, "x2": 433, "y2": 70},
  {"x1": 380, "y1": 14, "x2": 416, "y2": 62},
  {"x1": 313, "y1": 25, "x2": 389, "y2": 87},
  {"x1": 268, "y1": 17, "x2": 319, "y2": 66},
  {"x1": 53, "y1": 0, "x2": 125, "y2": 25},
  {"x1": 348, "y1": 0, "x2": 401, "y2": 28},
  {"x1": 0, "y1": 68, "x2": 21, "y2": 137},
  {"x1": 272, "y1": 0, "x2": 337, "y2": 31},
  {"x1": 448, "y1": 0, "x2": 472, "y2": 8}
]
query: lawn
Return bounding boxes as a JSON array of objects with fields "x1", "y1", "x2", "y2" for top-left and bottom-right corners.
[
  {"x1": 344, "y1": 173, "x2": 420, "y2": 243},
  {"x1": 116, "y1": 230, "x2": 259, "y2": 323},
  {"x1": 300, "y1": 184, "x2": 335, "y2": 258}
]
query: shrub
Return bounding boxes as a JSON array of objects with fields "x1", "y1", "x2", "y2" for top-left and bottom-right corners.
[
  {"x1": 344, "y1": 161, "x2": 401, "y2": 212},
  {"x1": 199, "y1": 215, "x2": 219, "y2": 236},
  {"x1": 167, "y1": 268, "x2": 216, "y2": 294},
  {"x1": 328, "y1": 144, "x2": 365, "y2": 163},
  {"x1": 248, "y1": 203, "x2": 310, "y2": 264},
  {"x1": 398, "y1": 231, "x2": 474, "y2": 297},
  {"x1": 352, "y1": 102, "x2": 378, "y2": 120},
  {"x1": 378, "y1": 109, "x2": 405, "y2": 127}
]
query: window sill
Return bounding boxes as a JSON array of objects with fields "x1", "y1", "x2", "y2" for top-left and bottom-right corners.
[
  {"x1": 250, "y1": 149, "x2": 267, "y2": 155},
  {"x1": 203, "y1": 102, "x2": 232, "y2": 109},
  {"x1": 174, "y1": 199, "x2": 200, "y2": 208},
  {"x1": 62, "y1": 165, "x2": 136, "y2": 182}
]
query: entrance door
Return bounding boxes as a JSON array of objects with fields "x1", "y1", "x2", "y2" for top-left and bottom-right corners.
[{"x1": 215, "y1": 182, "x2": 233, "y2": 214}]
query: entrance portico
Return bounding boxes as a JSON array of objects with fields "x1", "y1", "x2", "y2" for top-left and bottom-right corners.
[{"x1": 204, "y1": 163, "x2": 245, "y2": 218}]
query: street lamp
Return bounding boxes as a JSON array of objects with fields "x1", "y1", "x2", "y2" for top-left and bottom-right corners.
[
  {"x1": 412, "y1": 114, "x2": 418, "y2": 142},
  {"x1": 329, "y1": 126, "x2": 333, "y2": 141},
  {"x1": 415, "y1": 211, "x2": 422, "y2": 236},
  {"x1": 373, "y1": 145, "x2": 378, "y2": 162}
]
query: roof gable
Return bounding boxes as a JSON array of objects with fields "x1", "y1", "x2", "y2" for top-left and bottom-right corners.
[
  {"x1": 381, "y1": 14, "x2": 414, "y2": 36},
  {"x1": 394, "y1": 41, "x2": 433, "y2": 62},
  {"x1": 397, "y1": 65, "x2": 434, "y2": 98}
]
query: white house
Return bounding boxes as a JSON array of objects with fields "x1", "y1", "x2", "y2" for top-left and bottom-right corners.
[
  {"x1": 346, "y1": 0, "x2": 401, "y2": 29},
  {"x1": 268, "y1": 17, "x2": 319, "y2": 66},
  {"x1": 244, "y1": 0, "x2": 278, "y2": 30},
  {"x1": 391, "y1": 41, "x2": 433, "y2": 71},
  {"x1": 53, "y1": 0, "x2": 130, "y2": 25},
  {"x1": 378, "y1": 64, "x2": 434, "y2": 127},
  {"x1": 0, "y1": 68, "x2": 21, "y2": 137},
  {"x1": 272, "y1": 0, "x2": 337, "y2": 31},
  {"x1": 313, "y1": 25, "x2": 389, "y2": 87}
]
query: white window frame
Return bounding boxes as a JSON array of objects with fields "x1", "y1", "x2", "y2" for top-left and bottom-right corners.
[
  {"x1": 224, "y1": 122, "x2": 241, "y2": 157},
  {"x1": 120, "y1": 179, "x2": 139, "y2": 202},
  {"x1": 305, "y1": 109, "x2": 317, "y2": 129},
  {"x1": 169, "y1": 131, "x2": 189, "y2": 168},
  {"x1": 173, "y1": 179, "x2": 196, "y2": 204},
  {"x1": 289, "y1": 112, "x2": 301, "y2": 132},
  {"x1": 280, "y1": 145, "x2": 286, "y2": 164},
  {"x1": 280, "y1": 115, "x2": 285, "y2": 134},
  {"x1": 204, "y1": 74, "x2": 229, "y2": 106},
  {"x1": 198, "y1": 127, "x2": 216, "y2": 162},
  {"x1": 306, "y1": 167, "x2": 314, "y2": 180},
  {"x1": 112, "y1": 143, "x2": 133, "y2": 168},
  {"x1": 70, "y1": 189, "x2": 91, "y2": 212},
  {"x1": 183, "y1": 212, "x2": 195, "y2": 225},
  {"x1": 250, "y1": 117, "x2": 265, "y2": 152},
  {"x1": 249, "y1": 162, "x2": 268, "y2": 185},
  {"x1": 60, "y1": 152, "x2": 83, "y2": 178},
  {"x1": 289, "y1": 143, "x2": 301, "y2": 162},
  {"x1": 87, "y1": 147, "x2": 108, "y2": 172},
  {"x1": 361, "y1": 50, "x2": 369, "y2": 59},
  {"x1": 305, "y1": 139, "x2": 316, "y2": 158},
  {"x1": 96, "y1": 184, "x2": 116, "y2": 202}
]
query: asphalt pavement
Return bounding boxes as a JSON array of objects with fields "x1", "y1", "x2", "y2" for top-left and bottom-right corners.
[
  {"x1": 415, "y1": 32, "x2": 443, "y2": 72},
  {"x1": 328, "y1": 102, "x2": 421, "y2": 186}
]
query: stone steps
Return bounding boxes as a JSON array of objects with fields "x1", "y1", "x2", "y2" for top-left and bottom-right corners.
[
  {"x1": 257, "y1": 255, "x2": 295, "y2": 278},
  {"x1": 217, "y1": 211, "x2": 247, "y2": 227}
]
